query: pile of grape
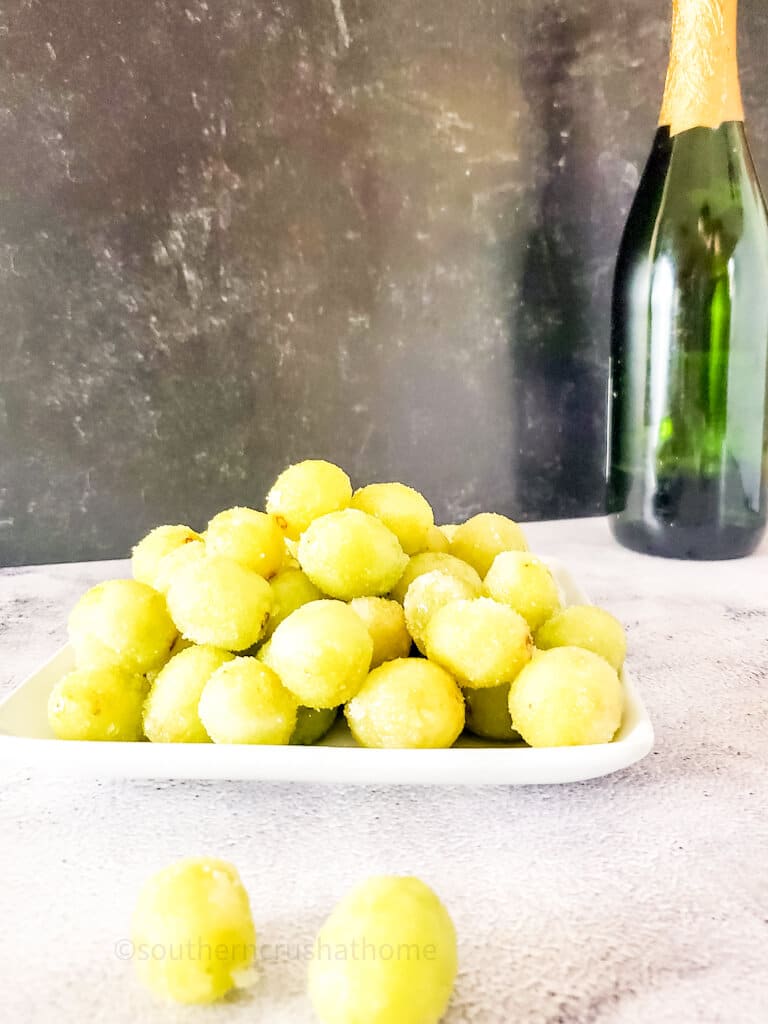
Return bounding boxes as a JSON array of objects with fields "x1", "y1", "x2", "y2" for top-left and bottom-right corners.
[{"x1": 48, "y1": 460, "x2": 627, "y2": 750}]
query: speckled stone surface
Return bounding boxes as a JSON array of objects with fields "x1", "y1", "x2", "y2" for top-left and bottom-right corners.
[
  {"x1": 2, "y1": 1, "x2": 767, "y2": 565},
  {"x1": 0, "y1": 518, "x2": 766, "y2": 1022}
]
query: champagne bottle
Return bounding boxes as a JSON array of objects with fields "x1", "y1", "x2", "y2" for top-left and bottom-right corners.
[{"x1": 608, "y1": 0, "x2": 768, "y2": 559}]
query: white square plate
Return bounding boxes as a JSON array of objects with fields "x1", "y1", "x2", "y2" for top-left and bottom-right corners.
[{"x1": 0, "y1": 559, "x2": 654, "y2": 784}]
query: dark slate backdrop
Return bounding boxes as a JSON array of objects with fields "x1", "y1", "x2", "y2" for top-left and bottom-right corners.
[{"x1": 2, "y1": 1, "x2": 767, "y2": 565}]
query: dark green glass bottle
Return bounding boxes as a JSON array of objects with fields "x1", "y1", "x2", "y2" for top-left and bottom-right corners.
[{"x1": 608, "y1": 0, "x2": 768, "y2": 559}]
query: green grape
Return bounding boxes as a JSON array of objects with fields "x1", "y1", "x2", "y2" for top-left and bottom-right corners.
[
  {"x1": 131, "y1": 525, "x2": 202, "y2": 588},
  {"x1": 349, "y1": 597, "x2": 412, "y2": 668},
  {"x1": 535, "y1": 605, "x2": 627, "y2": 672},
  {"x1": 425, "y1": 597, "x2": 532, "y2": 689},
  {"x1": 290, "y1": 706, "x2": 339, "y2": 745},
  {"x1": 350, "y1": 482, "x2": 435, "y2": 555},
  {"x1": 132, "y1": 858, "x2": 256, "y2": 1005},
  {"x1": 298, "y1": 510, "x2": 408, "y2": 600},
  {"x1": 438, "y1": 524, "x2": 459, "y2": 543},
  {"x1": 463, "y1": 683, "x2": 521, "y2": 742},
  {"x1": 47, "y1": 667, "x2": 148, "y2": 741},
  {"x1": 483, "y1": 552, "x2": 561, "y2": 632},
  {"x1": 308, "y1": 876, "x2": 457, "y2": 1024},
  {"x1": 143, "y1": 645, "x2": 234, "y2": 743},
  {"x1": 345, "y1": 658, "x2": 465, "y2": 749},
  {"x1": 261, "y1": 600, "x2": 373, "y2": 708},
  {"x1": 266, "y1": 459, "x2": 352, "y2": 540},
  {"x1": 508, "y1": 646, "x2": 624, "y2": 746},
  {"x1": 448, "y1": 512, "x2": 528, "y2": 577},
  {"x1": 68, "y1": 579, "x2": 177, "y2": 675},
  {"x1": 389, "y1": 551, "x2": 482, "y2": 604},
  {"x1": 169, "y1": 634, "x2": 194, "y2": 657},
  {"x1": 166, "y1": 556, "x2": 272, "y2": 651},
  {"x1": 205, "y1": 507, "x2": 285, "y2": 579},
  {"x1": 403, "y1": 570, "x2": 479, "y2": 654},
  {"x1": 281, "y1": 537, "x2": 301, "y2": 569},
  {"x1": 423, "y1": 524, "x2": 450, "y2": 553},
  {"x1": 264, "y1": 567, "x2": 323, "y2": 639},
  {"x1": 198, "y1": 657, "x2": 298, "y2": 744},
  {"x1": 152, "y1": 539, "x2": 207, "y2": 595}
]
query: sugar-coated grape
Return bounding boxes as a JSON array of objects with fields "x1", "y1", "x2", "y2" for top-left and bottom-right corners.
[
  {"x1": 264, "y1": 567, "x2": 323, "y2": 639},
  {"x1": 424, "y1": 525, "x2": 450, "y2": 553},
  {"x1": 463, "y1": 683, "x2": 520, "y2": 742},
  {"x1": 438, "y1": 524, "x2": 459, "y2": 543},
  {"x1": 403, "y1": 570, "x2": 479, "y2": 654},
  {"x1": 483, "y1": 551, "x2": 561, "y2": 631},
  {"x1": 351, "y1": 482, "x2": 434, "y2": 555},
  {"x1": 199, "y1": 657, "x2": 298, "y2": 744},
  {"x1": 535, "y1": 605, "x2": 627, "y2": 672},
  {"x1": 69, "y1": 579, "x2": 177, "y2": 675},
  {"x1": 205, "y1": 507, "x2": 285, "y2": 579},
  {"x1": 308, "y1": 876, "x2": 457, "y2": 1024},
  {"x1": 282, "y1": 537, "x2": 301, "y2": 569},
  {"x1": 345, "y1": 658, "x2": 464, "y2": 749},
  {"x1": 167, "y1": 556, "x2": 272, "y2": 651},
  {"x1": 508, "y1": 646, "x2": 624, "y2": 746},
  {"x1": 298, "y1": 510, "x2": 408, "y2": 600},
  {"x1": 291, "y1": 706, "x2": 338, "y2": 745},
  {"x1": 143, "y1": 645, "x2": 234, "y2": 743},
  {"x1": 266, "y1": 459, "x2": 352, "y2": 540},
  {"x1": 152, "y1": 539, "x2": 207, "y2": 595},
  {"x1": 132, "y1": 858, "x2": 256, "y2": 1005},
  {"x1": 349, "y1": 597, "x2": 412, "y2": 668},
  {"x1": 448, "y1": 513, "x2": 528, "y2": 577},
  {"x1": 261, "y1": 600, "x2": 373, "y2": 708},
  {"x1": 389, "y1": 551, "x2": 482, "y2": 604},
  {"x1": 425, "y1": 597, "x2": 532, "y2": 689},
  {"x1": 132, "y1": 525, "x2": 202, "y2": 588},
  {"x1": 48, "y1": 667, "x2": 148, "y2": 741}
]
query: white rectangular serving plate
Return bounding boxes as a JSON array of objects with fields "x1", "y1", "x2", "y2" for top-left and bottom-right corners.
[{"x1": 0, "y1": 559, "x2": 654, "y2": 785}]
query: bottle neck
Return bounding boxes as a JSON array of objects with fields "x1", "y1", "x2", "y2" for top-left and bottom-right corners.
[{"x1": 659, "y1": 0, "x2": 744, "y2": 137}]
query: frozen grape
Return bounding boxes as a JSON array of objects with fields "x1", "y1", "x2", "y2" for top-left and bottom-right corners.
[
  {"x1": 206, "y1": 507, "x2": 285, "y2": 579},
  {"x1": 403, "y1": 570, "x2": 479, "y2": 654},
  {"x1": 143, "y1": 645, "x2": 234, "y2": 743},
  {"x1": 438, "y1": 524, "x2": 459, "y2": 543},
  {"x1": 131, "y1": 525, "x2": 202, "y2": 588},
  {"x1": 345, "y1": 658, "x2": 465, "y2": 749},
  {"x1": 266, "y1": 459, "x2": 352, "y2": 540},
  {"x1": 132, "y1": 858, "x2": 256, "y2": 1004},
  {"x1": 48, "y1": 667, "x2": 148, "y2": 741},
  {"x1": 483, "y1": 552, "x2": 561, "y2": 631},
  {"x1": 508, "y1": 646, "x2": 624, "y2": 746},
  {"x1": 349, "y1": 597, "x2": 412, "y2": 668},
  {"x1": 167, "y1": 555, "x2": 272, "y2": 651},
  {"x1": 389, "y1": 551, "x2": 482, "y2": 604},
  {"x1": 282, "y1": 537, "x2": 301, "y2": 569},
  {"x1": 448, "y1": 512, "x2": 528, "y2": 578},
  {"x1": 425, "y1": 597, "x2": 532, "y2": 689},
  {"x1": 424, "y1": 525, "x2": 450, "y2": 553},
  {"x1": 199, "y1": 657, "x2": 298, "y2": 744},
  {"x1": 351, "y1": 482, "x2": 434, "y2": 555},
  {"x1": 298, "y1": 509, "x2": 408, "y2": 600},
  {"x1": 152, "y1": 539, "x2": 207, "y2": 595},
  {"x1": 264, "y1": 567, "x2": 323, "y2": 639},
  {"x1": 463, "y1": 684, "x2": 520, "y2": 742},
  {"x1": 68, "y1": 579, "x2": 177, "y2": 675},
  {"x1": 535, "y1": 605, "x2": 627, "y2": 672},
  {"x1": 261, "y1": 600, "x2": 373, "y2": 708},
  {"x1": 308, "y1": 875, "x2": 457, "y2": 1024},
  {"x1": 290, "y1": 706, "x2": 338, "y2": 745}
]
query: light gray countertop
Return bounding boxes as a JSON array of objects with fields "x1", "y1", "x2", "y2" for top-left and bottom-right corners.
[{"x1": 1, "y1": 517, "x2": 766, "y2": 1023}]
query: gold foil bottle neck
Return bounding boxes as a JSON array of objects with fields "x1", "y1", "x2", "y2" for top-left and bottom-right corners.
[{"x1": 659, "y1": 0, "x2": 744, "y2": 136}]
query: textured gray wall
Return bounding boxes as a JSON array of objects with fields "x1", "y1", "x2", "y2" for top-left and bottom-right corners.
[{"x1": 1, "y1": 0, "x2": 767, "y2": 565}]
